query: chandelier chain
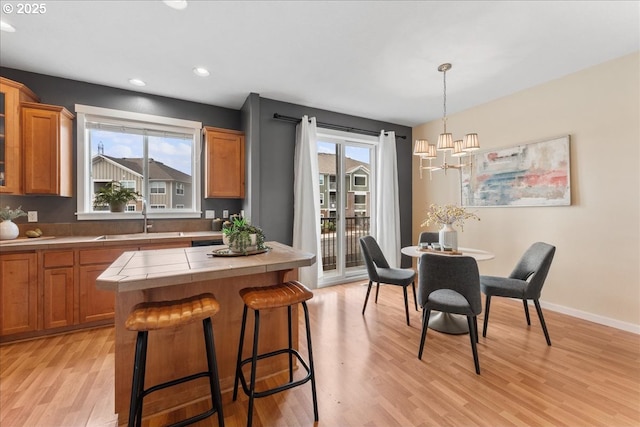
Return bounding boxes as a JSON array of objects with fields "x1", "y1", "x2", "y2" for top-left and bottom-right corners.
[{"x1": 442, "y1": 66, "x2": 447, "y2": 133}]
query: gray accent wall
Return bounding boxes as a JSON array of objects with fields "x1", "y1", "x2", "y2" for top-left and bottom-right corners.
[
  {"x1": 1, "y1": 68, "x2": 412, "y2": 266},
  {"x1": 251, "y1": 97, "x2": 413, "y2": 267}
]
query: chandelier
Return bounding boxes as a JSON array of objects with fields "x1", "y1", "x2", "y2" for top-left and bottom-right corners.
[{"x1": 414, "y1": 63, "x2": 480, "y2": 178}]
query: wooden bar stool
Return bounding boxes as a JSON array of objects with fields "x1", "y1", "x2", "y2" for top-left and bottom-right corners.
[
  {"x1": 125, "y1": 293, "x2": 225, "y2": 427},
  {"x1": 233, "y1": 280, "x2": 318, "y2": 427}
]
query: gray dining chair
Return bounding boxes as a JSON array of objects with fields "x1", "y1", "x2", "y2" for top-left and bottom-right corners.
[
  {"x1": 360, "y1": 236, "x2": 417, "y2": 326},
  {"x1": 480, "y1": 242, "x2": 556, "y2": 346},
  {"x1": 418, "y1": 231, "x2": 439, "y2": 245},
  {"x1": 418, "y1": 253, "x2": 482, "y2": 374}
]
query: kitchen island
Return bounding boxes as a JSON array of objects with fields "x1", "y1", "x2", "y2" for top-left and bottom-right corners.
[{"x1": 96, "y1": 241, "x2": 315, "y2": 426}]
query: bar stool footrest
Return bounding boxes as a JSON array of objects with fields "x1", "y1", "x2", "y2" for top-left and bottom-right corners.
[
  {"x1": 138, "y1": 371, "x2": 222, "y2": 427},
  {"x1": 237, "y1": 348, "x2": 312, "y2": 398}
]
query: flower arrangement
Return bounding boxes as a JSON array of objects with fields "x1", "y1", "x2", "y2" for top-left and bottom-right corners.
[
  {"x1": 0, "y1": 206, "x2": 27, "y2": 221},
  {"x1": 421, "y1": 203, "x2": 480, "y2": 231}
]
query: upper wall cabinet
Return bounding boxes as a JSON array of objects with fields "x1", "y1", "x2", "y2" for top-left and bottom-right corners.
[
  {"x1": 0, "y1": 77, "x2": 39, "y2": 194},
  {"x1": 21, "y1": 102, "x2": 74, "y2": 196},
  {"x1": 204, "y1": 126, "x2": 245, "y2": 199}
]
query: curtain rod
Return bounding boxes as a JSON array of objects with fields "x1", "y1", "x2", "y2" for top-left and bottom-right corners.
[{"x1": 272, "y1": 113, "x2": 407, "y2": 140}]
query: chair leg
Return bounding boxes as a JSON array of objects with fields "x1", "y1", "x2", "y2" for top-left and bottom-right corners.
[
  {"x1": 247, "y1": 310, "x2": 261, "y2": 427},
  {"x1": 128, "y1": 331, "x2": 148, "y2": 427},
  {"x1": 233, "y1": 305, "x2": 249, "y2": 401},
  {"x1": 418, "y1": 309, "x2": 431, "y2": 360},
  {"x1": 202, "y1": 317, "x2": 225, "y2": 427},
  {"x1": 287, "y1": 306, "x2": 293, "y2": 382},
  {"x1": 411, "y1": 281, "x2": 418, "y2": 311},
  {"x1": 302, "y1": 301, "x2": 319, "y2": 422},
  {"x1": 374, "y1": 282, "x2": 380, "y2": 303},
  {"x1": 482, "y1": 295, "x2": 491, "y2": 337},
  {"x1": 362, "y1": 280, "x2": 373, "y2": 315},
  {"x1": 533, "y1": 299, "x2": 552, "y2": 346},
  {"x1": 473, "y1": 316, "x2": 479, "y2": 344},
  {"x1": 523, "y1": 299, "x2": 531, "y2": 325},
  {"x1": 467, "y1": 316, "x2": 481, "y2": 375},
  {"x1": 403, "y1": 286, "x2": 410, "y2": 326}
]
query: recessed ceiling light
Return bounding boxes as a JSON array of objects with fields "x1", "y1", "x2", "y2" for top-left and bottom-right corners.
[
  {"x1": 193, "y1": 67, "x2": 210, "y2": 77},
  {"x1": 128, "y1": 78, "x2": 146, "y2": 87},
  {"x1": 1, "y1": 21, "x2": 16, "y2": 33},
  {"x1": 163, "y1": 0, "x2": 188, "y2": 10}
]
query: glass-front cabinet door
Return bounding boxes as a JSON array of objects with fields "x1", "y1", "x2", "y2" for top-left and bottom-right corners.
[{"x1": 0, "y1": 77, "x2": 39, "y2": 194}]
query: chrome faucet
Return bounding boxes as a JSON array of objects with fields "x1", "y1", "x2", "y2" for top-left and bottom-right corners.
[{"x1": 142, "y1": 199, "x2": 152, "y2": 233}]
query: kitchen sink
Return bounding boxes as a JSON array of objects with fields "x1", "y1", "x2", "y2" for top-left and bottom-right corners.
[{"x1": 93, "y1": 231, "x2": 185, "y2": 240}]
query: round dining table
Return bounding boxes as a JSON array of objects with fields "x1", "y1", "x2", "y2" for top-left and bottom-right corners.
[{"x1": 401, "y1": 246, "x2": 495, "y2": 335}]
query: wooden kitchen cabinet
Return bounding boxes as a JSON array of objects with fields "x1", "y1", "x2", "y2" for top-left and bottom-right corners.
[
  {"x1": 78, "y1": 247, "x2": 135, "y2": 324},
  {"x1": 21, "y1": 102, "x2": 74, "y2": 196},
  {"x1": 0, "y1": 252, "x2": 38, "y2": 336},
  {"x1": 42, "y1": 250, "x2": 75, "y2": 330},
  {"x1": 0, "y1": 77, "x2": 39, "y2": 194},
  {"x1": 204, "y1": 126, "x2": 245, "y2": 198}
]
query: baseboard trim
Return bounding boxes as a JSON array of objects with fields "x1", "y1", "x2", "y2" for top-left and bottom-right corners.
[{"x1": 540, "y1": 300, "x2": 640, "y2": 335}]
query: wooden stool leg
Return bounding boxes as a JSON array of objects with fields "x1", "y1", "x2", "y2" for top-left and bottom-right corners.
[
  {"x1": 128, "y1": 331, "x2": 148, "y2": 427},
  {"x1": 233, "y1": 305, "x2": 249, "y2": 401},
  {"x1": 203, "y1": 317, "x2": 225, "y2": 427}
]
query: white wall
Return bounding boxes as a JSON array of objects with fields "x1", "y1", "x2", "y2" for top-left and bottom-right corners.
[{"x1": 412, "y1": 52, "x2": 639, "y2": 331}]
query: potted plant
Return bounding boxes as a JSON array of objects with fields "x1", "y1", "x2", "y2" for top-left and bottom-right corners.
[
  {"x1": 0, "y1": 205, "x2": 27, "y2": 240},
  {"x1": 222, "y1": 217, "x2": 266, "y2": 254},
  {"x1": 93, "y1": 181, "x2": 141, "y2": 212}
]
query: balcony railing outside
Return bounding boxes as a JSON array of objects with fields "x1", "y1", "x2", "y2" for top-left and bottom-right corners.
[{"x1": 320, "y1": 216, "x2": 370, "y2": 271}]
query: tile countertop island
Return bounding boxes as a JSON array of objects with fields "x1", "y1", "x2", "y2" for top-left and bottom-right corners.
[{"x1": 96, "y1": 241, "x2": 316, "y2": 426}]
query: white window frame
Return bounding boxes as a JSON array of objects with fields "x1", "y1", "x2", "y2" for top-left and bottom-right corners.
[
  {"x1": 75, "y1": 104, "x2": 202, "y2": 220},
  {"x1": 353, "y1": 174, "x2": 367, "y2": 187},
  {"x1": 150, "y1": 182, "x2": 166, "y2": 194},
  {"x1": 320, "y1": 192, "x2": 325, "y2": 206},
  {"x1": 176, "y1": 183, "x2": 185, "y2": 195}
]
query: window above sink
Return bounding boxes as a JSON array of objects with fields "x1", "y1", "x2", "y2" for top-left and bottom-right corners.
[{"x1": 75, "y1": 105, "x2": 202, "y2": 221}]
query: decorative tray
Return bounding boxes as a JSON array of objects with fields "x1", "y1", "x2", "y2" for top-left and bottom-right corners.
[
  {"x1": 418, "y1": 248, "x2": 463, "y2": 256},
  {"x1": 208, "y1": 247, "x2": 270, "y2": 257}
]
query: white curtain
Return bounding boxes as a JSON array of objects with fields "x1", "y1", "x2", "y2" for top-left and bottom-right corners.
[
  {"x1": 293, "y1": 116, "x2": 323, "y2": 288},
  {"x1": 375, "y1": 131, "x2": 401, "y2": 268}
]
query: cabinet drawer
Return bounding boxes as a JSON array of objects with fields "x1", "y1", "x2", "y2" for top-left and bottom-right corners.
[
  {"x1": 80, "y1": 247, "x2": 136, "y2": 265},
  {"x1": 43, "y1": 250, "x2": 74, "y2": 268}
]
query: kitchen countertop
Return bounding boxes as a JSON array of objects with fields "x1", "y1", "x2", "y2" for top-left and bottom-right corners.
[
  {"x1": 0, "y1": 230, "x2": 223, "y2": 251},
  {"x1": 96, "y1": 241, "x2": 316, "y2": 292}
]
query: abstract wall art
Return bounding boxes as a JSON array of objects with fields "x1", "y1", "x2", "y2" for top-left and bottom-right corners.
[{"x1": 461, "y1": 135, "x2": 571, "y2": 207}]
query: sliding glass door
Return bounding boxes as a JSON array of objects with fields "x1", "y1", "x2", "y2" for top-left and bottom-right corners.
[{"x1": 317, "y1": 129, "x2": 377, "y2": 287}]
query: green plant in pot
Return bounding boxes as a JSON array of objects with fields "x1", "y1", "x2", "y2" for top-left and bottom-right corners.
[
  {"x1": 93, "y1": 181, "x2": 141, "y2": 212},
  {"x1": 222, "y1": 217, "x2": 265, "y2": 254}
]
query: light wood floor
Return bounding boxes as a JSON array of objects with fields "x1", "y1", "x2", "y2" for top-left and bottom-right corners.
[{"x1": 1, "y1": 281, "x2": 639, "y2": 427}]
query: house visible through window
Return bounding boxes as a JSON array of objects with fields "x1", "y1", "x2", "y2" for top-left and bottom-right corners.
[{"x1": 75, "y1": 104, "x2": 202, "y2": 220}]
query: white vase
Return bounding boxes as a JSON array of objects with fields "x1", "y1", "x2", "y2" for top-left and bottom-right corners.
[
  {"x1": 0, "y1": 220, "x2": 19, "y2": 240},
  {"x1": 439, "y1": 223, "x2": 458, "y2": 251}
]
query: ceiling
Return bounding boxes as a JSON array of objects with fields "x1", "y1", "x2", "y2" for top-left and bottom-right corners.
[{"x1": 1, "y1": 1, "x2": 638, "y2": 127}]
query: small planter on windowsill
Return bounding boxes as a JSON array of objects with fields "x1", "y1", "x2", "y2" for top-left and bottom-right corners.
[
  {"x1": 222, "y1": 217, "x2": 265, "y2": 255},
  {"x1": 93, "y1": 181, "x2": 140, "y2": 213}
]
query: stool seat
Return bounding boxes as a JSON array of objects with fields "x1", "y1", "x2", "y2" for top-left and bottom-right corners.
[
  {"x1": 239, "y1": 281, "x2": 313, "y2": 310},
  {"x1": 125, "y1": 293, "x2": 220, "y2": 331},
  {"x1": 126, "y1": 293, "x2": 224, "y2": 427},
  {"x1": 234, "y1": 280, "x2": 318, "y2": 427}
]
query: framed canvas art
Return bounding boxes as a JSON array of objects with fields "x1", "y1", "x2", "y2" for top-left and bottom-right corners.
[{"x1": 461, "y1": 135, "x2": 571, "y2": 207}]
